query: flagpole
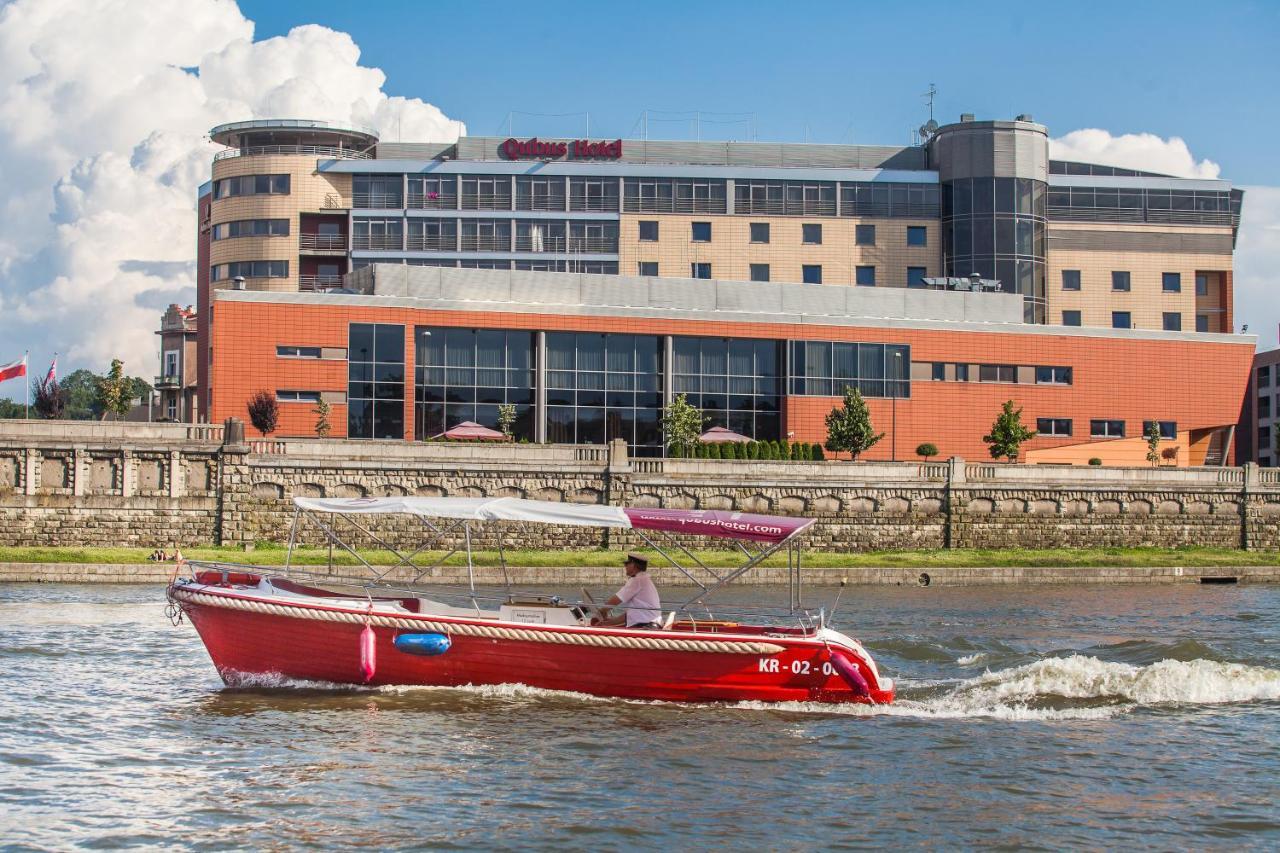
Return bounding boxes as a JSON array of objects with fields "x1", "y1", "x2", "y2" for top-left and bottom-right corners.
[{"x1": 24, "y1": 351, "x2": 29, "y2": 420}]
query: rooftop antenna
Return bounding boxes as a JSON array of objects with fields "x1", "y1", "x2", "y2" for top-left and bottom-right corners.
[{"x1": 917, "y1": 82, "x2": 940, "y2": 143}]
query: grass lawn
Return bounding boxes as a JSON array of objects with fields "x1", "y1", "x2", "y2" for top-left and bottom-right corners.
[{"x1": 0, "y1": 544, "x2": 1275, "y2": 568}]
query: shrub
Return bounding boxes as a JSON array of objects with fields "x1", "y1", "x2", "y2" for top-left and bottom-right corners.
[
  {"x1": 1088, "y1": 457, "x2": 1103, "y2": 466},
  {"x1": 722, "y1": 443, "x2": 737, "y2": 460},
  {"x1": 247, "y1": 390, "x2": 279, "y2": 436},
  {"x1": 708, "y1": 443, "x2": 721, "y2": 459},
  {"x1": 811, "y1": 443, "x2": 826, "y2": 461},
  {"x1": 916, "y1": 442, "x2": 939, "y2": 461}
]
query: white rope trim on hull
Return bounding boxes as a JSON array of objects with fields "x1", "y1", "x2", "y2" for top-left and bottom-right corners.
[{"x1": 170, "y1": 586, "x2": 787, "y2": 656}]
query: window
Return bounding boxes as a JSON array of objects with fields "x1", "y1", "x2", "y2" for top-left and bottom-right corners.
[
  {"x1": 1260, "y1": 366, "x2": 1272, "y2": 387},
  {"x1": 277, "y1": 346, "x2": 322, "y2": 359},
  {"x1": 569, "y1": 177, "x2": 618, "y2": 211},
  {"x1": 460, "y1": 219, "x2": 511, "y2": 251},
  {"x1": 210, "y1": 260, "x2": 288, "y2": 281},
  {"x1": 855, "y1": 224, "x2": 876, "y2": 245},
  {"x1": 1143, "y1": 420, "x2": 1177, "y2": 440},
  {"x1": 691, "y1": 221, "x2": 711, "y2": 242},
  {"x1": 691, "y1": 263, "x2": 712, "y2": 279},
  {"x1": 1112, "y1": 311, "x2": 1132, "y2": 329},
  {"x1": 1062, "y1": 270, "x2": 1081, "y2": 291},
  {"x1": 1036, "y1": 418, "x2": 1072, "y2": 437},
  {"x1": 802, "y1": 223, "x2": 822, "y2": 245},
  {"x1": 1196, "y1": 314, "x2": 1210, "y2": 333},
  {"x1": 417, "y1": 327, "x2": 536, "y2": 443},
  {"x1": 955, "y1": 364, "x2": 970, "y2": 382},
  {"x1": 906, "y1": 226, "x2": 927, "y2": 246},
  {"x1": 931, "y1": 363, "x2": 946, "y2": 381},
  {"x1": 1062, "y1": 310, "x2": 1082, "y2": 327},
  {"x1": 1035, "y1": 366, "x2": 1072, "y2": 385},
  {"x1": 1091, "y1": 419, "x2": 1126, "y2": 438},
  {"x1": 979, "y1": 364, "x2": 1016, "y2": 383},
  {"x1": 1112, "y1": 271, "x2": 1131, "y2": 292},
  {"x1": 1162, "y1": 272, "x2": 1182, "y2": 293},
  {"x1": 1163, "y1": 312, "x2": 1182, "y2": 332},
  {"x1": 855, "y1": 265, "x2": 876, "y2": 286},
  {"x1": 460, "y1": 175, "x2": 511, "y2": 210},
  {"x1": 1261, "y1": 426, "x2": 1272, "y2": 448},
  {"x1": 352, "y1": 218, "x2": 403, "y2": 250},
  {"x1": 637, "y1": 262, "x2": 658, "y2": 277},
  {"x1": 1259, "y1": 395, "x2": 1272, "y2": 419},
  {"x1": 674, "y1": 337, "x2": 782, "y2": 443},
  {"x1": 750, "y1": 264, "x2": 770, "y2": 282},
  {"x1": 354, "y1": 175, "x2": 403, "y2": 208},
  {"x1": 907, "y1": 267, "x2": 927, "y2": 288},
  {"x1": 750, "y1": 222, "x2": 770, "y2": 243},
  {"x1": 213, "y1": 174, "x2": 290, "y2": 199},
  {"x1": 277, "y1": 390, "x2": 322, "y2": 403},
  {"x1": 788, "y1": 341, "x2": 910, "y2": 398},
  {"x1": 212, "y1": 219, "x2": 289, "y2": 240},
  {"x1": 348, "y1": 323, "x2": 405, "y2": 440},
  {"x1": 801, "y1": 264, "x2": 822, "y2": 285},
  {"x1": 1196, "y1": 274, "x2": 1208, "y2": 296},
  {"x1": 638, "y1": 221, "x2": 658, "y2": 242}
]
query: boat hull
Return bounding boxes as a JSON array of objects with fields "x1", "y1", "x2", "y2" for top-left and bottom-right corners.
[{"x1": 173, "y1": 583, "x2": 894, "y2": 705}]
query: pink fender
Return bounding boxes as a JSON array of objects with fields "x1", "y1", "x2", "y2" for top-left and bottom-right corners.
[
  {"x1": 359, "y1": 624, "x2": 376, "y2": 682},
  {"x1": 829, "y1": 650, "x2": 872, "y2": 700}
]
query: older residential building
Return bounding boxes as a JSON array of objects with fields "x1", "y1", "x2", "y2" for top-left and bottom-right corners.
[{"x1": 155, "y1": 304, "x2": 198, "y2": 422}]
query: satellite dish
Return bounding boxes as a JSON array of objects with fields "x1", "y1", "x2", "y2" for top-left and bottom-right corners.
[{"x1": 923, "y1": 119, "x2": 939, "y2": 135}]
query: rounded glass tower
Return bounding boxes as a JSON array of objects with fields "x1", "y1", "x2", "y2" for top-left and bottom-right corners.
[{"x1": 930, "y1": 118, "x2": 1048, "y2": 323}]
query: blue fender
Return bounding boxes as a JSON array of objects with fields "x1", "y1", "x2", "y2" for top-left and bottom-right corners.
[{"x1": 394, "y1": 633, "x2": 451, "y2": 656}]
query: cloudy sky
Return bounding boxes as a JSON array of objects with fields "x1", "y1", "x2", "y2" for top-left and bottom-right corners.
[{"x1": 0, "y1": 0, "x2": 1275, "y2": 391}]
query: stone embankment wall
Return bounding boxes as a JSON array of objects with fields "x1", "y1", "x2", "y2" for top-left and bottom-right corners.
[{"x1": 1, "y1": 420, "x2": 1278, "y2": 552}]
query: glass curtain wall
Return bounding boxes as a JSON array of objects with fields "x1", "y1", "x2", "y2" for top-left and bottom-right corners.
[
  {"x1": 788, "y1": 341, "x2": 910, "y2": 398},
  {"x1": 546, "y1": 333, "x2": 663, "y2": 455},
  {"x1": 673, "y1": 337, "x2": 782, "y2": 440},
  {"x1": 414, "y1": 328, "x2": 535, "y2": 440},
  {"x1": 942, "y1": 177, "x2": 1047, "y2": 323},
  {"x1": 348, "y1": 323, "x2": 405, "y2": 439}
]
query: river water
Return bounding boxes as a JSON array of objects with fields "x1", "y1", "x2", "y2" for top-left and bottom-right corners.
[{"x1": 1, "y1": 581, "x2": 1278, "y2": 850}]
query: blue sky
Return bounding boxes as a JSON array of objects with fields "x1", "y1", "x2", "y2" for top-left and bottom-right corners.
[{"x1": 240, "y1": 0, "x2": 1279, "y2": 184}]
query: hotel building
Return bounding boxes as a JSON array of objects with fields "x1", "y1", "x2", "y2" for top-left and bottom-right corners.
[{"x1": 192, "y1": 116, "x2": 1251, "y2": 463}]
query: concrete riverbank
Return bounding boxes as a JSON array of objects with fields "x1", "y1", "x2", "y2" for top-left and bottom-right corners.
[{"x1": 5, "y1": 562, "x2": 1278, "y2": 586}]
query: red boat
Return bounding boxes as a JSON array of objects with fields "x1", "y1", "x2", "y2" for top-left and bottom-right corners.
[{"x1": 167, "y1": 497, "x2": 894, "y2": 705}]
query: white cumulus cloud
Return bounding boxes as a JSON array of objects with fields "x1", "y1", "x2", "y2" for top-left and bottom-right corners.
[
  {"x1": 1050, "y1": 128, "x2": 1221, "y2": 179},
  {"x1": 0, "y1": 0, "x2": 463, "y2": 389},
  {"x1": 1233, "y1": 185, "x2": 1280, "y2": 350}
]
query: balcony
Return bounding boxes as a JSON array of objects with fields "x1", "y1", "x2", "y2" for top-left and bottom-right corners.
[
  {"x1": 460, "y1": 193, "x2": 513, "y2": 211},
  {"x1": 213, "y1": 145, "x2": 373, "y2": 161},
  {"x1": 299, "y1": 275, "x2": 344, "y2": 292},
  {"x1": 515, "y1": 195, "x2": 568, "y2": 212},
  {"x1": 735, "y1": 198, "x2": 837, "y2": 216},
  {"x1": 405, "y1": 235, "x2": 458, "y2": 251},
  {"x1": 407, "y1": 192, "x2": 458, "y2": 210},
  {"x1": 352, "y1": 193, "x2": 404, "y2": 209},
  {"x1": 351, "y1": 234, "x2": 404, "y2": 251},
  {"x1": 459, "y1": 235, "x2": 512, "y2": 252},
  {"x1": 622, "y1": 197, "x2": 727, "y2": 214},
  {"x1": 154, "y1": 374, "x2": 181, "y2": 389},
  {"x1": 298, "y1": 233, "x2": 347, "y2": 253},
  {"x1": 513, "y1": 236, "x2": 618, "y2": 253},
  {"x1": 569, "y1": 196, "x2": 619, "y2": 212}
]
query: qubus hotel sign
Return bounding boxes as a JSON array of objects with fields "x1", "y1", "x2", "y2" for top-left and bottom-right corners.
[{"x1": 501, "y1": 137, "x2": 624, "y2": 160}]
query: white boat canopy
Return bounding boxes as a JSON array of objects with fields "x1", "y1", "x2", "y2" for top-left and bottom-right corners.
[{"x1": 293, "y1": 496, "x2": 629, "y2": 528}]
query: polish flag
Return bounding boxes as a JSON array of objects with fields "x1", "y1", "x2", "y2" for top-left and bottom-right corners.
[
  {"x1": 45, "y1": 355, "x2": 56, "y2": 385},
  {"x1": 0, "y1": 355, "x2": 26, "y2": 385}
]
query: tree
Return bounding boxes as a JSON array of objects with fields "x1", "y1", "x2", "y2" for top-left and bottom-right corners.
[
  {"x1": 0, "y1": 399, "x2": 25, "y2": 419},
  {"x1": 916, "y1": 442, "x2": 939, "y2": 461},
  {"x1": 96, "y1": 359, "x2": 133, "y2": 420},
  {"x1": 824, "y1": 386, "x2": 885, "y2": 460},
  {"x1": 247, "y1": 390, "x2": 279, "y2": 436},
  {"x1": 313, "y1": 399, "x2": 332, "y2": 438},
  {"x1": 983, "y1": 400, "x2": 1036, "y2": 462},
  {"x1": 661, "y1": 393, "x2": 704, "y2": 456},
  {"x1": 61, "y1": 369, "x2": 104, "y2": 419},
  {"x1": 497, "y1": 403, "x2": 517, "y2": 439},
  {"x1": 1145, "y1": 419, "x2": 1162, "y2": 467},
  {"x1": 33, "y1": 373, "x2": 65, "y2": 419}
]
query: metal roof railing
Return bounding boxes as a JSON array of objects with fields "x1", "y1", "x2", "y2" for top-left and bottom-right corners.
[{"x1": 214, "y1": 145, "x2": 373, "y2": 161}]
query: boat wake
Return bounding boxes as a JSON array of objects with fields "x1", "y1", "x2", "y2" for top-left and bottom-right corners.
[
  {"x1": 742, "y1": 655, "x2": 1280, "y2": 720},
  {"x1": 216, "y1": 656, "x2": 1280, "y2": 721}
]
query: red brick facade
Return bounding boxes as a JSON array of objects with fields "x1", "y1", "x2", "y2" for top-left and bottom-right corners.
[{"x1": 210, "y1": 298, "x2": 1252, "y2": 464}]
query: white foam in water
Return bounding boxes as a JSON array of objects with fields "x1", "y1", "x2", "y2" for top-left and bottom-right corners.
[
  {"x1": 956, "y1": 653, "x2": 988, "y2": 665},
  {"x1": 219, "y1": 656, "x2": 1280, "y2": 721}
]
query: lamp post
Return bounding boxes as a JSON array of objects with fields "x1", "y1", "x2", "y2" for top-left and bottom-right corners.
[{"x1": 891, "y1": 351, "x2": 902, "y2": 461}]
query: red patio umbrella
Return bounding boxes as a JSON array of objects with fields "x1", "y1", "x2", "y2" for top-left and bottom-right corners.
[
  {"x1": 432, "y1": 421, "x2": 509, "y2": 441},
  {"x1": 699, "y1": 426, "x2": 751, "y2": 443}
]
